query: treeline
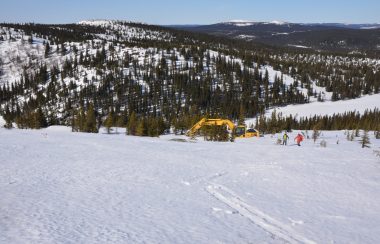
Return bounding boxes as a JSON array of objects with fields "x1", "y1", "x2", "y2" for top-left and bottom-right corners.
[
  {"x1": 3, "y1": 100, "x2": 380, "y2": 139},
  {"x1": 3, "y1": 107, "x2": 47, "y2": 129},
  {"x1": 256, "y1": 109, "x2": 380, "y2": 134},
  {"x1": 0, "y1": 23, "x2": 103, "y2": 43}
]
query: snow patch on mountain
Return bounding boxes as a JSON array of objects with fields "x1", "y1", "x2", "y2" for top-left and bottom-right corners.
[
  {"x1": 77, "y1": 20, "x2": 115, "y2": 26},
  {"x1": 267, "y1": 20, "x2": 288, "y2": 25},
  {"x1": 236, "y1": 34, "x2": 256, "y2": 39},
  {"x1": 221, "y1": 20, "x2": 289, "y2": 27},
  {"x1": 288, "y1": 44, "x2": 311, "y2": 49},
  {"x1": 223, "y1": 20, "x2": 258, "y2": 27}
]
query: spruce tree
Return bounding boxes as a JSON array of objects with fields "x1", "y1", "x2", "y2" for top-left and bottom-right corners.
[
  {"x1": 34, "y1": 107, "x2": 47, "y2": 129},
  {"x1": 45, "y1": 42, "x2": 50, "y2": 58},
  {"x1": 3, "y1": 106, "x2": 13, "y2": 129},
  {"x1": 375, "y1": 126, "x2": 380, "y2": 139},
  {"x1": 104, "y1": 110, "x2": 114, "y2": 134},
  {"x1": 78, "y1": 107, "x2": 86, "y2": 132},
  {"x1": 360, "y1": 131, "x2": 371, "y2": 148},
  {"x1": 350, "y1": 130, "x2": 355, "y2": 141},
  {"x1": 355, "y1": 128, "x2": 360, "y2": 137},
  {"x1": 238, "y1": 104, "x2": 245, "y2": 126},
  {"x1": 127, "y1": 111, "x2": 137, "y2": 135},
  {"x1": 85, "y1": 104, "x2": 98, "y2": 133},
  {"x1": 136, "y1": 118, "x2": 146, "y2": 136}
]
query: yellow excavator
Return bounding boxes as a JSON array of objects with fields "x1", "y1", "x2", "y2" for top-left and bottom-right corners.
[{"x1": 186, "y1": 118, "x2": 259, "y2": 139}]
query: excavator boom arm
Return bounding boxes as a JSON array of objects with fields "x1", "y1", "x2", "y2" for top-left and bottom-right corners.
[{"x1": 186, "y1": 118, "x2": 235, "y2": 136}]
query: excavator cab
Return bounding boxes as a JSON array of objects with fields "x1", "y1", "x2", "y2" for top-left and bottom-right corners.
[
  {"x1": 234, "y1": 126, "x2": 260, "y2": 138},
  {"x1": 235, "y1": 126, "x2": 246, "y2": 138},
  {"x1": 245, "y1": 128, "x2": 260, "y2": 137}
]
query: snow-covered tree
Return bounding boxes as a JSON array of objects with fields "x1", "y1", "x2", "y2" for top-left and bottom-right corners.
[{"x1": 360, "y1": 131, "x2": 371, "y2": 148}]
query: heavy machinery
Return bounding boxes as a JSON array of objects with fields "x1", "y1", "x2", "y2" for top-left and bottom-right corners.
[{"x1": 186, "y1": 118, "x2": 259, "y2": 139}]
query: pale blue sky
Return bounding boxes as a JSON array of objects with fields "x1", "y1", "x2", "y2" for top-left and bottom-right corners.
[{"x1": 1, "y1": 0, "x2": 379, "y2": 24}]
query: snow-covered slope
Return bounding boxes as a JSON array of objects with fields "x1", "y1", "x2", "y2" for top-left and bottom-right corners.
[
  {"x1": 1, "y1": 127, "x2": 380, "y2": 243},
  {"x1": 245, "y1": 93, "x2": 380, "y2": 126},
  {"x1": 78, "y1": 20, "x2": 174, "y2": 42},
  {"x1": 269, "y1": 93, "x2": 380, "y2": 118}
]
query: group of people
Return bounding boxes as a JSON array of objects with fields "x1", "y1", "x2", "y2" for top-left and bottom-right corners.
[{"x1": 281, "y1": 132, "x2": 304, "y2": 146}]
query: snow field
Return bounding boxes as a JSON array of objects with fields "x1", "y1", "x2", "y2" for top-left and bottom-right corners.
[
  {"x1": 245, "y1": 94, "x2": 380, "y2": 127},
  {"x1": 268, "y1": 94, "x2": 380, "y2": 118},
  {"x1": 1, "y1": 126, "x2": 380, "y2": 243}
]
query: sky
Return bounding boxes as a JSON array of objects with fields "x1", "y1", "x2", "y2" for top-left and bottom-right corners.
[{"x1": 0, "y1": 0, "x2": 379, "y2": 25}]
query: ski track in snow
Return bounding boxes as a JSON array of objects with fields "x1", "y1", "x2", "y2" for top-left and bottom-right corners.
[
  {"x1": 185, "y1": 170, "x2": 315, "y2": 243},
  {"x1": 206, "y1": 183, "x2": 316, "y2": 244}
]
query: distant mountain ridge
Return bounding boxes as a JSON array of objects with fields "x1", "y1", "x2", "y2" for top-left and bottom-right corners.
[
  {"x1": 171, "y1": 20, "x2": 380, "y2": 52},
  {"x1": 172, "y1": 20, "x2": 380, "y2": 30}
]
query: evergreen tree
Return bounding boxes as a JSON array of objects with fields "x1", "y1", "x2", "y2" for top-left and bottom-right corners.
[
  {"x1": 3, "y1": 106, "x2": 13, "y2": 129},
  {"x1": 34, "y1": 107, "x2": 47, "y2": 129},
  {"x1": 45, "y1": 42, "x2": 50, "y2": 58},
  {"x1": 360, "y1": 131, "x2": 371, "y2": 148},
  {"x1": 85, "y1": 104, "x2": 98, "y2": 133},
  {"x1": 350, "y1": 130, "x2": 355, "y2": 141},
  {"x1": 136, "y1": 118, "x2": 146, "y2": 136},
  {"x1": 104, "y1": 110, "x2": 114, "y2": 134},
  {"x1": 355, "y1": 128, "x2": 360, "y2": 137},
  {"x1": 238, "y1": 104, "x2": 245, "y2": 126},
  {"x1": 375, "y1": 126, "x2": 380, "y2": 139},
  {"x1": 127, "y1": 111, "x2": 137, "y2": 135},
  {"x1": 73, "y1": 107, "x2": 86, "y2": 132},
  {"x1": 78, "y1": 107, "x2": 86, "y2": 132}
]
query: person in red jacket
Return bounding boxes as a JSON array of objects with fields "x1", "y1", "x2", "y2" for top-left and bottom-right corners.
[{"x1": 295, "y1": 133, "x2": 304, "y2": 146}]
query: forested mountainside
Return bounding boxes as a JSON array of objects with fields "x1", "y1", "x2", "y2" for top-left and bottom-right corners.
[
  {"x1": 0, "y1": 20, "x2": 379, "y2": 134},
  {"x1": 176, "y1": 21, "x2": 380, "y2": 54}
]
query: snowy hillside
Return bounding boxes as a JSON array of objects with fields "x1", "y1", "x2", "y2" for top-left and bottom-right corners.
[
  {"x1": 0, "y1": 20, "x2": 379, "y2": 133},
  {"x1": 1, "y1": 126, "x2": 380, "y2": 243},
  {"x1": 77, "y1": 20, "x2": 175, "y2": 42},
  {"x1": 245, "y1": 93, "x2": 380, "y2": 125},
  {"x1": 269, "y1": 94, "x2": 380, "y2": 118},
  {"x1": 0, "y1": 21, "x2": 174, "y2": 86}
]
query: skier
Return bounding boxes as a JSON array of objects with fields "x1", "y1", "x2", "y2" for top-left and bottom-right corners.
[
  {"x1": 282, "y1": 132, "x2": 289, "y2": 145},
  {"x1": 294, "y1": 133, "x2": 304, "y2": 146}
]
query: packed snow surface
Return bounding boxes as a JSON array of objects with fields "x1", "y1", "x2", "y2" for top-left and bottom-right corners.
[{"x1": 1, "y1": 127, "x2": 380, "y2": 243}]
